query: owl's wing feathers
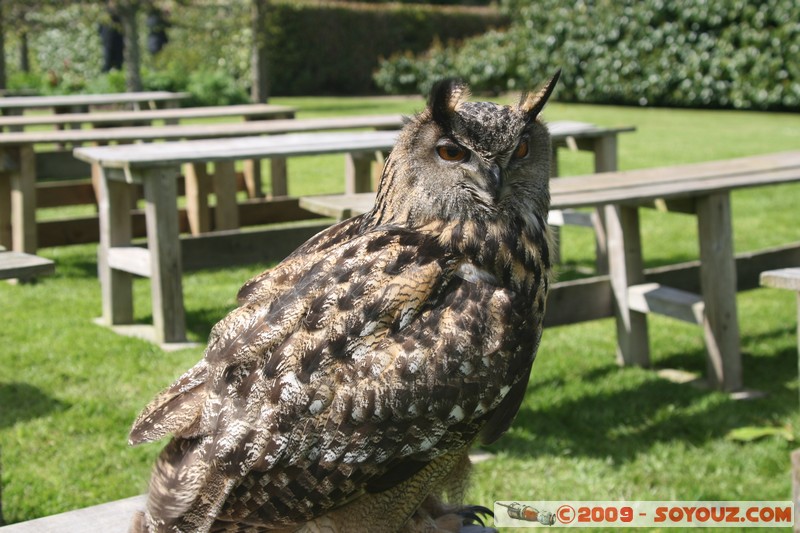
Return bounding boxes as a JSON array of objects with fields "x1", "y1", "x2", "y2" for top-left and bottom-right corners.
[
  {"x1": 128, "y1": 216, "x2": 366, "y2": 446},
  {"x1": 130, "y1": 220, "x2": 536, "y2": 524},
  {"x1": 128, "y1": 360, "x2": 209, "y2": 445}
]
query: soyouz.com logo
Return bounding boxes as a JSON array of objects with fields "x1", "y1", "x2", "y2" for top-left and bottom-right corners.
[{"x1": 493, "y1": 501, "x2": 793, "y2": 528}]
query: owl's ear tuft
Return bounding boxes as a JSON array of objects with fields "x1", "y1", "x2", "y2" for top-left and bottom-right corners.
[
  {"x1": 519, "y1": 69, "x2": 561, "y2": 119},
  {"x1": 428, "y1": 78, "x2": 470, "y2": 131}
]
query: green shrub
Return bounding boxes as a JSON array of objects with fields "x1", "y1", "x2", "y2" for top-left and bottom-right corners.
[
  {"x1": 83, "y1": 69, "x2": 128, "y2": 95},
  {"x1": 375, "y1": 0, "x2": 800, "y2": 110},
  {"x1": 185, "y1": 70, "x2": 250, "y2": 107},
  {"x1": 7, "y1": 71, "x2": 47, "y2": 93}
]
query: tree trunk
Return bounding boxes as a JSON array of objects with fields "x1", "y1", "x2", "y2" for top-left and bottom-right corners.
[
  {"x1": 20, "y1": 31, "x2": 29, "y2": 72},
  {"x1": 250, "y1": 0, "x2": 269, "y2": 103},
  {"x1": 120, "y1": 1, "x2": 142, "y2": 92}
]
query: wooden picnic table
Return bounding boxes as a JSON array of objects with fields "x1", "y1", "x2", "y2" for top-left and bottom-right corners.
[
  {"x1": 71, "y1": 121, "x2": 632, "y2": 348},
  {"x1": 0, "y1": 91, "x2": 190, "y2": 115},
  {"x1": 301, "y1": 151, "x2": 800, "y2": 392},
  {"x1": 0, "y1": 103, "x2": 295, "y2": 130},
  {"x1": 0, "y1": 114, "x2": 405, "y2": 254}
]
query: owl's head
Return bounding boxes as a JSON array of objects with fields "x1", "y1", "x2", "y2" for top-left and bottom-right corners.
[{"x1": 373, "y1": 71, "x2": 560, "y2": 228}]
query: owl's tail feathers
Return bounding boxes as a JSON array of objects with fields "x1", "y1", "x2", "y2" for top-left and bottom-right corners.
[
  {"x1": 133, "y1": 436, "x2": 239, "y2": 533},
  {"x1": 129, "y1": 361, "x2": 210, "y2": 445}
]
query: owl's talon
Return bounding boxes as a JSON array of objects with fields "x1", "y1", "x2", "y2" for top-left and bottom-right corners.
[{"x1": 458, "y1": 505, "x2": 494, "y2": 526}]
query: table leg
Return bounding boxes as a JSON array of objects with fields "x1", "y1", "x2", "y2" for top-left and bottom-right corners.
[
  {"x1": 213, "y1": 161, "x2": 240, "y2": 231},
  {"x1": 606, "y1": 204, "x2": 651, "y2": 367},
  {"x1": 97, "y1": 169, "x2": 134, "y2": 325},
  {"x1": 142, "y1": 166, "x2": 187, "y2": 344},
  {"x1": 796, "y1": 292, "x2": 800, "y2": 406},
  {"x1": 271, "y1": 157, "x2": 288, "y2": 197},
  {"x1": 243, "y1": 159, "x2": 264, "y2": 198},
  {"x1": 345, "y1": 152, "x2": 374, "y2": 194},
  {"x1": 184, "y1": 162, "x2": 212, "y2": 235},
  {"x1": 549, "y1": 145, "x2": 562, "y2": 265},
  {"x1": 10, "y1": 145, "x2": 37, "y2": 254},
  {"x1": 0, "y1": 169, "x2": 10, "y2": 250},
  {"x1": 696, "y1": 192, "x2": 742, "y2": 391},
  {"x1": 591, "y1": 134, "x2": 618, "y2": 275}
]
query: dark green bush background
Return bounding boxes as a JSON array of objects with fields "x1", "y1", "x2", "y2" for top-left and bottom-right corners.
[
  {"x1": 375, "y1": 0, "x2": 800, "y2": 111},
  {"x1": 265, "y1": 2, "x2": 506, "y2": 95}
]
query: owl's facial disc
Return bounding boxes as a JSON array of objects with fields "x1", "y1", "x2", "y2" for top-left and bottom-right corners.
[{"x1": 435, "y1": 136, "x2": 505, "y2": 199}]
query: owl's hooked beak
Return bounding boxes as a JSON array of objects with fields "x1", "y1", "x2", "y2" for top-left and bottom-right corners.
[{"x1": 489, "y1": 163, "x2": 503, "y2": 194}]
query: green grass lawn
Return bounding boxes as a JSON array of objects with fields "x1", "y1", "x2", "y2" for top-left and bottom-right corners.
[{"x1": 1, "y1": 96, "x2": 799, "y2": 530}]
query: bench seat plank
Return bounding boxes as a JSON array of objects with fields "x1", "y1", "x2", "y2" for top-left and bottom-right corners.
[
  {"x1": 107, "y1": 246, "x2": 151, "y2": 278},
  {"x1": 760, "y1": 268, "x2": 800, "y2": 291},
  {"x1": 627, "y1": 283, "x2": 705, "y2": 325},
  {"x1": 0, "y1": 251, "x2": 54, "y2": 279}
]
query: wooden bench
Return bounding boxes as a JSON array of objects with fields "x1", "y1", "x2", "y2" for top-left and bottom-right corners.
[
  {"x1": 0, "y1": 114, "x2": 405, "y2": 254},
  {"x1": 300, "y1": 151, "x2": 800, "y2": 392},
  {"x1": 0, "y1": 495, "x2": 145, "y2": 532},
  {"x1": 0, "y1": 251, "x2": 54, "y2": 280},
  {"x1": 71, "y1": 122, "x2": 632, "y2": 347},
  {"x1": 0, "y1": 103, "x2": 295, "y2": 130}
]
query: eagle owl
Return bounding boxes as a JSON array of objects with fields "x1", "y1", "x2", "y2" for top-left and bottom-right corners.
[{"x1": 129, "y1": 72, "x2": 560, "y2": 533}]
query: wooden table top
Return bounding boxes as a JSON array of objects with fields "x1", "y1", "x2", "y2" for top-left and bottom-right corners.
[
  {"x1": 0, "y1": 91, "x2": 190, "y2": 110},
  {"x1": 0, "y1": 104, "x2": 295, "y2": 127},
  {"x1": 299, "y1": 151, "x2": 800, "y2": 217},
  {"x1": 70, "y1": 121, "x2": 633, "y2": 170}
]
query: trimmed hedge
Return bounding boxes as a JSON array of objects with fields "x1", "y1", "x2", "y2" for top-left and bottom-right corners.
[
  {"x1": 374, "y1": 0, "x2": 800, "y2": 110},
  {"x1": 265, "y1": 2, "x2": 507, "y2": 95}
]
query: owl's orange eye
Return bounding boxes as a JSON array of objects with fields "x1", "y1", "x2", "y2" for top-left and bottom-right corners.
[
  {"x1": 513, "y1": 140, "x2": 529, "y2": 159},
  {"x1": 436, "y1": 144, "x2": 468, "y2": 162}
]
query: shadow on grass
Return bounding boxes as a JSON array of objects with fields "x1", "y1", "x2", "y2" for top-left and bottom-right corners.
[
  {"x1": 131, "y1": 305, "x2": 233, "y2": 346},
  {"x1": 184, "y1": 307, "x2": 230, "y2": 343},
  {"x1": 657, "y1": 324, "x2": 798, "y2": 387},
  {"x1": 0, "y1": 382, "x2": 68, "y2": 429},
  {"x1": 492, "y1": 338, "x2": 797, "y2": 463}
]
